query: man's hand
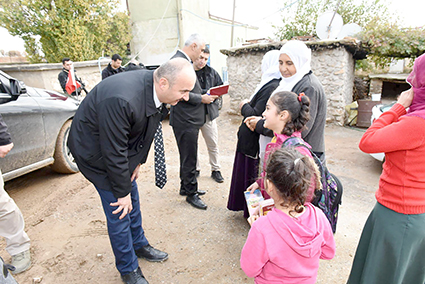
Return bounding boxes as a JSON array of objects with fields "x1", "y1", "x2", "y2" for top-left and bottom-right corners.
[
  {"x1": 110, "y1": 193, "x2": 132, "y2": 219},
  {"x1": 239, "y1": 99, "x2": 249, "y2": 111},
  {"x1": 201, "y1": 94, "x2": 218, "y2": 104},
  {"x1": 0, "y1": 142, "x2": 13, "y2": 158},
  {"x1": 131, "y1": 164, "x2": 141, "y2": 182},
  {"x1": 397, "y1": 88, "x2": 414, "y2": 109},
  {"x1": 244, "y1": 116, "x2": 262, "y2": 132}
]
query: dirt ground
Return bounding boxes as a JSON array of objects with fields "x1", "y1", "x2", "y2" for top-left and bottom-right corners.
[{"x1": 2, "y1": 95, "x2": 384, "y2": 284}]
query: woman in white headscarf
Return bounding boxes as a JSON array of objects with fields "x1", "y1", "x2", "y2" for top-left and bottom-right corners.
[
  {"x1": 227, "y1": 50, "x2": 282, "y2": 218},
  {"x1": 245, "y1": 40, "x2": 327, "y2": 160}
]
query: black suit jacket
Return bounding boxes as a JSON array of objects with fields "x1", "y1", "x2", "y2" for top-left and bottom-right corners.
[
  {"x1": 169, "y1": 50, "x2": 205, "y2": 128},
  {"x1": 68, "y1": 70, "x2": 166, "y2": 198},
  {"x1": 196, "y1": 65, "x2": 223, "y2": 121}
]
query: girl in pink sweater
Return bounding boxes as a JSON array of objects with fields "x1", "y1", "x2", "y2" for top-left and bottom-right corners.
[
  {"x1": 241, "y1": 148, "x2": 335, "y2": 283},
  {"x1": 247, "y1": 91, "x2": 315, "y2": 203}
]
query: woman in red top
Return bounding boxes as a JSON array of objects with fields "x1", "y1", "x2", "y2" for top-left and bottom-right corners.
[{"x1": 347, "y1": 53, "x2": 425, "y2": 284}]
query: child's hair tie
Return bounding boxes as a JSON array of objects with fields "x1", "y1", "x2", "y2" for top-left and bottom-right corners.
[
  {"x1": 298, "y1": 93, "x2": 305, "y2": 102},
  {"x1": 294, "y1": 158, "x2": 301, "y2": 166}
]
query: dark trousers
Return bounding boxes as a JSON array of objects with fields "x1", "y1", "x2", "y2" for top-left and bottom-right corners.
[
  {"x1": 96, "y1": 181, "x2": 149, "y2": 275},
  {"x1": 172, "y1": 126, "x2": 200, "y2": 195}
]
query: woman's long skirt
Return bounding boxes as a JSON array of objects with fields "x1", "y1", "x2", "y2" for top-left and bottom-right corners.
[
  {"x1": 227, "y1": 151, "x2": 259, "y2": 218},
  {"x1": 347, "y1": 202, "x2": 425, "y2": 284}
]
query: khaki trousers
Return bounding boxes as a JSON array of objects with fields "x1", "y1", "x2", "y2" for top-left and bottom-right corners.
[
  {"x1": 0, "y1": 170, "x2": 30, "y2": 256},
  {"x1": 197, "y1": 116, "x2": 221, "y2": 172}
]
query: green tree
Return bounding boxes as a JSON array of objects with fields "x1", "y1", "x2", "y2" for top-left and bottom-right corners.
[
  {"x1": 0, "y1": 0, "x2": 132, "y2": 63},
  {"x1": 360, "y1": 18, "x2": 425, "y2": 68},
  {"x1": 274, "y1": 0, "x2": 389, "y2": 41},
  {"x1": 274, "y1": 0, "x2": 425, "y2": 70}
]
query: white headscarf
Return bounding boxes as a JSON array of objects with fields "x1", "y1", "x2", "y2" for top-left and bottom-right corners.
[
  {"x1": 274, "y1": 40, "x2": 312, "y2": 93},
  {"x1": 250, "y1": 50, "x2": 282, "y2": 100}
]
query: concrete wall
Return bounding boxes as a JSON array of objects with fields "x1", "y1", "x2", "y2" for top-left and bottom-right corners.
[
  {"x1": 127, "y1": 0, "x2": 258, "y2": 80},
  {"x1": 222, "y1": 42, "x2": 358, "y2": 125},
  {"x1": 0, "y1": 60, "x2": 109, "y2": 93}
]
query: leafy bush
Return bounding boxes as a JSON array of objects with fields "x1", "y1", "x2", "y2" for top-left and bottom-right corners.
[{"x1": 274, "y1": 0, "x2": 425, "y2": 70}]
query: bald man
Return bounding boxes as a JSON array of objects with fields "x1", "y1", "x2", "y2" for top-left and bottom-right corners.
[{"x1": 68, "y1": 58, "x2": 196, "y2": 284}]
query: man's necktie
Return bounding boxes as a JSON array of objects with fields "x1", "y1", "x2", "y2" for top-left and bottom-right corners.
[{"x1": 154, "y1": 122, "x2": 167, "y2": 189}]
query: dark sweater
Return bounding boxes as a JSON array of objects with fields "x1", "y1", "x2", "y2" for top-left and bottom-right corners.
[
  {"x1": 0, "y1": 114, "x2": 12, "y2": 146},
  {"x1": 236, "y1": 78, "x2": 281, "y2": 158}
]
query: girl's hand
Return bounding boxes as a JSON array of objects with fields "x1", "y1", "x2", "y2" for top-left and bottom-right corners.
[
  {"x1": 397, "y1": 88, "x2": 414, "y2": 108},
  {"x1": 247, "y1": 182, "x2": 259, "y2": 193},
  {"x1": 247, "y1": 215, "x2": 260, "y2": 226},
  {"x1": 244, "y1": 116, "x2": 261, "y2": 132}
]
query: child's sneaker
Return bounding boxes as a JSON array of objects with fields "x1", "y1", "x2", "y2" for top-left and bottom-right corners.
[{"x1": 11, "y1": 250, "x2": 31, "y2": 274}]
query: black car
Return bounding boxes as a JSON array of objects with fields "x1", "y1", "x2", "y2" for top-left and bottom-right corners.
[{"x1": 0, "y1": 70, "x2": 80, "y2": 181}]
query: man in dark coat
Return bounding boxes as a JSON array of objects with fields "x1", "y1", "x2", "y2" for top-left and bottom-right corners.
[
  {"x1": 57, "y1": 57, "x2": 86, "y2": 96},
  {"x1": 170, "y1": 34, "x2": 218, "y2": 210},
  {"x1": 102, "y1": 54, "x2": 125, "y2": 80},
  {"x1": 67, "y1": 58, "x2": 196, "y2": 284},
  {"x1": 193, "y1": 47, "x2": 224, "y2": 183}
]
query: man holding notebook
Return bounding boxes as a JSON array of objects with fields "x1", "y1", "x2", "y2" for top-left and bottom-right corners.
[
  {"x1": 193, "y1": 47, "x2": 225, "y2": 183},
  {"x1": 170, "y1": 34, "x2": 219, "y2": 210}
]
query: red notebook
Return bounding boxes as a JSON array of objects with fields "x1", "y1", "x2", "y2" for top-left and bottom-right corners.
[{"x1": 209, "y1": 84, "x2": 229, "y2": 97}]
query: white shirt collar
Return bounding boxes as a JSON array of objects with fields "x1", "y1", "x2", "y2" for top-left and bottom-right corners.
[{"x1": 153, "y1": 84, "x2": 162, "y2": 109}]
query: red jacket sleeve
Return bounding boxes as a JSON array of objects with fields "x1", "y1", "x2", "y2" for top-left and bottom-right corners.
[{"x1": 359, "y1": 103, "x2": 425, "y2": 153}]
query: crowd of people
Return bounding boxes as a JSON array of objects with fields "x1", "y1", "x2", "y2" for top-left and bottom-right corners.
[{"x1": 1, "y1": 33, "x2": 424, "y2": 284}]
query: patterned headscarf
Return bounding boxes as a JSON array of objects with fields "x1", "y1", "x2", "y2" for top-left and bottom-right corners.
[{"x1": 406, "y1": 53, "x2": 425, "y2": 119}]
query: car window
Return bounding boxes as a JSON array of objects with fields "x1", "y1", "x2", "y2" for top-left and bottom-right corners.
[
  {"x1": 0, "y1": 74, "x2": 9, "y2": 94},
  {"x1": 0, "y1": 82, "x2": 7, "y2": 94}
]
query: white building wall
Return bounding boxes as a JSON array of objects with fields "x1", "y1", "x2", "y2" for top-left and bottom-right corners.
[{"x1": 128, "y1": 0, "x2": 258, "y2": 79}]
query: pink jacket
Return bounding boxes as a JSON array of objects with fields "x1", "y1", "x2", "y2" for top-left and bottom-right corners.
[
  {"x1": 240, "y1": 204, "x2": 335, "y2": 284},
  {"x1": 256, "y1": 132, "x2": 314, "y2": 201}
]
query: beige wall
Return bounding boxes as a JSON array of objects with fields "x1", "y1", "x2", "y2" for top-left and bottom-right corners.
[
  {"x1": 1, "y1": 60, "x2": 109, "y2": 93},
  {"x1": 127, "y1": 0, "x2": 258, "y2": 80}
]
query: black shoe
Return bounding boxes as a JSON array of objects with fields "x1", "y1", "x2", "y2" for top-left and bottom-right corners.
[
  {"x1": 135, "y1": 245, "x2": 168, "y2": 262},
  {"x1": 179, "y1": 189, "x2": 206, "y2": 196},
  {"x1": 211, "y1": 171, "x2": 224, "y2": 183},
  {"x1": 121, "y1": 267, "x2": 149, "y2": 284},
  {"x1": 186, "y1": 194, "x2": 207, "y2": 210},
  {"x1": 195, "y1": 170, "x2": 200, "y2": 178}
]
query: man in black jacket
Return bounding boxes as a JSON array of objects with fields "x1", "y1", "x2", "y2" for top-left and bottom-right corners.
[
  {"x1": 57, "y1": 58, "x2": 86, "y2": 96},
  {"x1": 102, "y1": 54, "x2": 125, "y2": 80},
  {"x1": 193, "y1": 47, "x2": 224, "y2": 183},
  {"x1": 68, "y1": 58, "x2": 196, "y2": 284},
  {"x1": 170, "y1": 34, "x2": 218, "y2": 210}
]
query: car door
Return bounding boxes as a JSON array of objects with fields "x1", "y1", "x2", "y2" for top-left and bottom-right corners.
[{"x1": 0, "y1": 76, "x2": 47, "y2": 175}]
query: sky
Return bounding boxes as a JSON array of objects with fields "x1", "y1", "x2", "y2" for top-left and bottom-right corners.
[{"x1": 0, "y1": 0, "x2": 423, "y2": 53}]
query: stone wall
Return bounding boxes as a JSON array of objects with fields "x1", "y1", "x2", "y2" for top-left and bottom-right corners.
[
  {"x1": 221, "y1": 40, "x2": 366, "y2": 125},
  {"x1": 0, "y1": 59, "x2": 109, "y2": 94},
  {"x1": 312, "y1": 47, "x2": 355, "y2": 124}
]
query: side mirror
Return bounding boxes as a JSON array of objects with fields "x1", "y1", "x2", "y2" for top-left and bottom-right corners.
[{"x1": 9, "y1": 79, "x2": 26, "y2": 99}]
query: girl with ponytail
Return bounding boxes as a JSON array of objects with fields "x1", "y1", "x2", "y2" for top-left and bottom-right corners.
[
  {"x1": 247, "y1": 91, "x2": 316, "y2": 202},
  {"x1": 241, "y1": 148, "x2": 335, "y2": 283}
]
